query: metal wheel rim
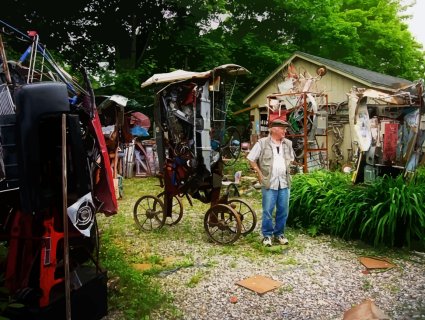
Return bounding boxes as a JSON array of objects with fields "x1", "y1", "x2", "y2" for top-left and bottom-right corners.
[
  {"x1": 204, "y1": 204, "x2": 241, "y2": 245},
  {"x1": 221, "y1": 126, "x2": 241, "y2": 166},
  {"x1": 157, "y1": 192, "x2": 184, "y2": 225},
  {"x1": 133, "y1": 195, "x2": 166, "y2": 231},
  {"x1": 227, "y1": 198, "x2": 257, "y2": 235}
]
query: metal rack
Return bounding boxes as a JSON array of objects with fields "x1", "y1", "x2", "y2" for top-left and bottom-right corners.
[{"x1": 266, "y1": 92, "x2": 329, "y2": 173}]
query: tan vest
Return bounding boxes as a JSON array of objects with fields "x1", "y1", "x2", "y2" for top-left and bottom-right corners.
[{"x1": 257, "y1": 136, "x2": 294, "y2": 189}]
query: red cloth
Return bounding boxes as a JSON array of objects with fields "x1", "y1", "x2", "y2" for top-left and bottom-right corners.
[{"x1": 130, "y1": 112, "x2": 151, "y2": 129}]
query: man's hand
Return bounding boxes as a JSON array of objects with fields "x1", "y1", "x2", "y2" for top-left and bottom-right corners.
[
  {"x1": 249, "y1": 160, "x2": 263, "y2": 183},
  {"x1": 257, "y1": 172, "x2": 263, "y2": 183}
]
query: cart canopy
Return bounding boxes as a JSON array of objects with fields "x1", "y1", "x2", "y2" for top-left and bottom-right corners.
[{"x1": 141, "y1": 64, "x2": 249, "y2": 88}]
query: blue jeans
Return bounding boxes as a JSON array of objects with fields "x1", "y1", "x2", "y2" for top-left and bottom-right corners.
[{"x1": 261, "y1": 187, "x2": 290, "y2": 238}]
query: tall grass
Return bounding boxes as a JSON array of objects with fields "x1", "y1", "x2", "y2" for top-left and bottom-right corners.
[{"x1": 288, "y1": 169, "x2": 425, "y2": 248}]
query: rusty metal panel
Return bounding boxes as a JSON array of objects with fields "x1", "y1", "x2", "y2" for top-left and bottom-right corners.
[{"x1": 383, "y1": 123, "x2": 399, "y2": 163}]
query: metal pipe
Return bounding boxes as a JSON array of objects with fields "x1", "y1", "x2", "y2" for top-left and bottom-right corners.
[
  {"x1": 0, "y1": 34, "x2": 11, "y2": 84},
  {"x1": 62, "y1": 114, "x2": 72, "y2": 320}
]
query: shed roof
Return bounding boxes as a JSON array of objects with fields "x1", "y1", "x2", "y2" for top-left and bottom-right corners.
[{"x1": 243, "y1": 51, "x2": 412, "y2": 104}]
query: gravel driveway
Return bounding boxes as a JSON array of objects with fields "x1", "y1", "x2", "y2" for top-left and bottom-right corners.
[
  {"x1": 149, "y1": 234, "x2": 425, "y2": 319},
  {"x1": 101, "y1": 183, "x2": 425, "y2": 320}
]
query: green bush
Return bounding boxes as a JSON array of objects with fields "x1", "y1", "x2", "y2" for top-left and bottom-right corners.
[
  {"x1": 223, "y1": 154, "x2": 251, "y2": 177},
  {"x1": 288, "y1": 169, "x2": 425, "y2": 248}
]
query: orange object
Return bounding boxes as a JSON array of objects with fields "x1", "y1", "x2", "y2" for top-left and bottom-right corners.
[
  {"x1": 236, "y1": 275, "x2": 282, "y2": 295},
  {"x1": 359, "y1": 257, "x2": 395, "y2": 270},
  {"x1": 39, "y1": 214, "x2": 65, "y2": 307},
  {"x1": 229, "y1": 296, "x2": 238, "y2": 304},
  {"x1": 343, "y1": 299, "x2": 389, "y2": 320}
]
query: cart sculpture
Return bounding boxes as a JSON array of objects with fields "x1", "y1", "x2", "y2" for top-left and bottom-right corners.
[{"x1": 133, "y1": 65, "x2": 257, "y2": 244}]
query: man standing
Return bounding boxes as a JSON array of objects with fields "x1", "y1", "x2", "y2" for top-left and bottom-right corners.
[{"x1": 247, "y1": 119, "x2": 295, "y2": 246}]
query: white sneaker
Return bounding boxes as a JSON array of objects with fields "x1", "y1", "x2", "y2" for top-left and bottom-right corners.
[
  {"x1": 262, "y1": 237, "x2": 272, "y2": 247},
  {"x1": 276, "y1": 235, "x2": 289, "y2": 245}
]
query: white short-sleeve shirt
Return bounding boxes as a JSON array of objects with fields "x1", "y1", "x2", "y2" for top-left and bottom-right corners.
[{"x1": 247, "y1": 140, "x2": 288, "y2": 190}]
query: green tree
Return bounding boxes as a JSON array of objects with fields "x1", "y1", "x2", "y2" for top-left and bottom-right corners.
[
  {"x1": 1, "y1": 0, "x2": 424, "y2": 111},
  {"x1": 287, "y1": 0, "x2": 424, "y2": 80}
]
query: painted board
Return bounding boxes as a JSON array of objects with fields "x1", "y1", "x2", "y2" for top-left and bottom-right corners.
[
  {"x1": 383, "y1": 123, "x2": 399, "y2": 162},
  {"x1": 354, "y1": 97, "x2": 372, "y2": 152}
]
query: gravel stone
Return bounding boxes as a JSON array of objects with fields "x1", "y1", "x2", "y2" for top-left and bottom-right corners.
[
  {"x1": 101, "y1": 190, "x2": 425, "y2": 320},
  {"x1": 142, "y1": 233, "x2": 425, "y2": 320}
]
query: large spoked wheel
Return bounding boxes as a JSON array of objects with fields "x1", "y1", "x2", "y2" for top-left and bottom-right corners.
[
  {"x1": 133, "y1": 195, "x2": 166, "y2": 231},
  {"x1": 157, "y1": 191, "x2": 184, "y2": 225},
  {"x1": 204, "y1": 204, "x2": 241, "y2": 245},
  {"x1": 221, "y1": 126, "x2": 241, "y2": 166},
  {"x1": 227, "y1": 199, "x2": 257, "y2": 235}
]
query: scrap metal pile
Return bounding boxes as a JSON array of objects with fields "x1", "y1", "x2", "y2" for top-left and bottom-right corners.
[
  {"x1": 0, "y1": 20, "x2": 116, "y2": 319},
  {"x1": 266, "y1": 64, "x2": 329, "y2": 172},
  {"x1": 348, "y1": 82, "x2": 425, "y2": 183}
]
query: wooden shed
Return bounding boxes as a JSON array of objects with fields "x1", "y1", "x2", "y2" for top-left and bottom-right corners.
[{"x1": 239, "y1": 51, "x2": 412, "y2": 168}]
